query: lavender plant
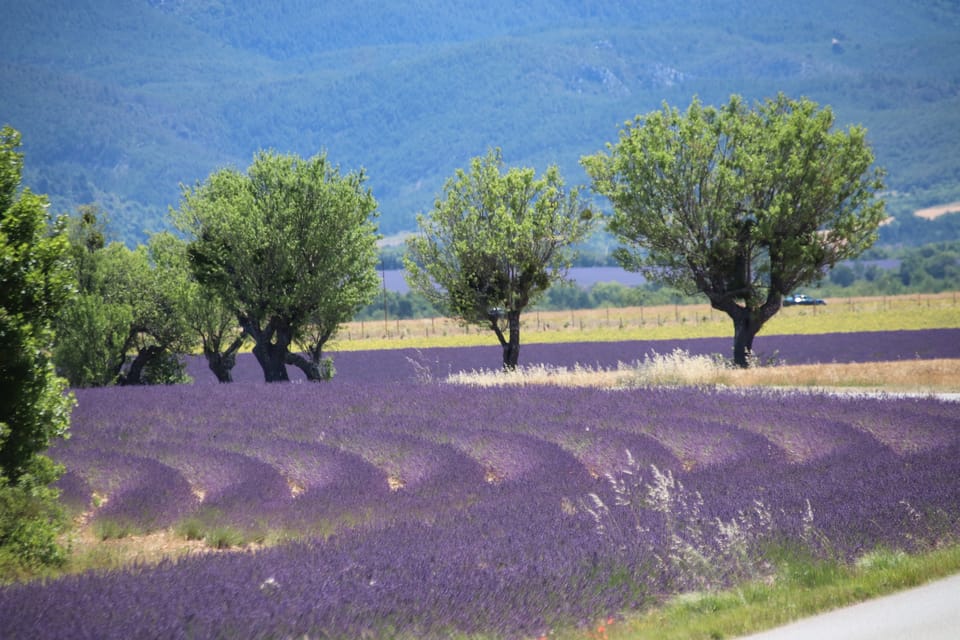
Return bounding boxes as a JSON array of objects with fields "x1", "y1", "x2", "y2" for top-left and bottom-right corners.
[
  {"x1": 185, "y1": 328, "x2": 960, "y2": 384},
  {"x1": 2, "y1": 377, "x2": 958, "y2": 638}
]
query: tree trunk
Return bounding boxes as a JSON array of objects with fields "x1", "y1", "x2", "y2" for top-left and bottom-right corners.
[
  {"x1": 728, "y1": 300, "x2": 781, "y2": 367},
  {"x1": 488, "y1": 310, "x2": 521, "y2": 371},
  {"x1": 501, "y1": 310, "x2": 521, "y2": 371},
  {"x1": 731, "y1": 313, "x2": 761, "y2": 368},
  {"x1": 206, "y1": 352, "x2": 235, "y2": 383},
  {"x1": 286, "y1": 330, "x2": 335, "y2": 382},
  {"x1": 286, "y1": 353, "x2": 319, "y2": 381},
  {"x1": 119, "y1": 345, "x2": 162, "y2": 385},
  {"x1": 203, "y1": 334, "x2": 245, "y2": 383},
  {"x1": 252, "y1": 340, "x2": 290, "y2": 382},
  {"x1": 241, "y1": 317, "x2": 292, "y2": 382}
]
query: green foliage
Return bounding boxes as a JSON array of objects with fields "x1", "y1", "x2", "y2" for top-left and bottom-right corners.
[
  {"x1": 584, "y1": 94, "x2": 886, "y2": 365},
  {"x1": 354, "y1": 289, "x2": 439, "y2": 321},
  {"x1": 53, "y1": 211, "x2": 193, "y2": 386},
  {"x1": 405, "y1": 148, "x2": 595, "y2": 367},
  {"x1": 0, "y1": 461, "x2": 68, "y2": 578},
  {"x1": 92, "y1": 518, "x2": 136, "y2": 542},
  {"x1": 533, "y1": 281, "x2": 697, "y2": 312},
  {"x1": 204, "y1": 526, "x2": 246, "y2": 550},
  {"x1": 149, "y1": 231, "x2": 246, "y2": 383},
  {"x1": 0, "y1": 125, "x2": 73, "y2": 574},
  {"x1": 175, "y1": 150, "x2": 381, "y2": 382},
  {"x1": 54, "y1": 293, "x2": 134, "y2": 387}
]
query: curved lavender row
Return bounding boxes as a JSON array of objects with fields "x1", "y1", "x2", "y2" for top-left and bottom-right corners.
[
  {"x1": 7, "y1": 383, "x2": 959, "y2": 638},
  {"x1": 184, "y1": 328, "x2": 960, "y2": 384},
  {"x1": 48, "y1": 448, "x2": 196, "y2": 531},
  {"x1": 215, "y1": 435, "x2": 386, "y2": 494}
]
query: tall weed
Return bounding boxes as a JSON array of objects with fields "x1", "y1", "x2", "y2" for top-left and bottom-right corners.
[{"x1": 585, "y1": 451, "x2": 776, "y2": 592}]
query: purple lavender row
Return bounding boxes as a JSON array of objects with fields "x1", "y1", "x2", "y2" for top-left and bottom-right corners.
[
  {"x1": 9, "y1": 437, "x2": 960, "y2": 639},
  {"x1": 51, "y1": 447, "x2": 196, "y2": 532},
  {"x1": 11, "y1": 383, "x2": 959, "y2": 638},
  {"x1": 184, "y1": 328, "x2": 960, "y2": 384}
]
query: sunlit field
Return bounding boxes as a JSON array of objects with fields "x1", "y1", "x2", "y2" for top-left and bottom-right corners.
[
  {"x1": 330, "y1": 292, "x2": 960, "y2": 351},
  {"x1": 2, "y1": 294, "x2": 959, "y2": 639}
]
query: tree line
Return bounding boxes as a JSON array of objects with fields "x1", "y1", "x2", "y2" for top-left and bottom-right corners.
[
  {"x1": 51, "y1": 92, "x2": 888, "y2": 385},
  {"x1": 0, "y1": 92, "x2": 895, "y2": 573}
]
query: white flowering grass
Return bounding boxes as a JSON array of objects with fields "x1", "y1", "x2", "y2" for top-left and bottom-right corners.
[
  {"x1": 446, "y1": 351, "x2": 960, "y2": 392},
  {"x1": 584, "y1": 451, "x2": 776, "y2": 593},
  {"x1": 447, "y1": 362, "x2": 635, "y2": 388},
  {"x1": 447, "y1": 349, "x2": 734, "y2": 388}
]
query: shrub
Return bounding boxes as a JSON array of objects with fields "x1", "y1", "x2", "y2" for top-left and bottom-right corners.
[{"x1": 0, "y1": 457, "x2": 68, "y2": 580}]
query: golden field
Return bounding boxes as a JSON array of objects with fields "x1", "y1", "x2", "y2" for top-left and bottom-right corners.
[{"x1": 329, "y1": 292, "x2": 960, "y2": 352}]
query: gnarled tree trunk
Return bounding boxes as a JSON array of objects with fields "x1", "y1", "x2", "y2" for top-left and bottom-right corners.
[
  {"x1": 119, "y1": 344, "x2": 163, "y2": 385},
  {"x1": 241, "y1": 316, "x2": 292, "y2": 382},
  {"x1": 203, "y1": 334, "x2": 245, "y2": 383},
  {"x1": 716, "y1": 296, "x2": 782, "y2": 368},
  {"x1": 731, "y1": 311, "x2": 761, "y2": 368},
  {"x1": 287, "y1": 327, "x2": 336, "y2": 382}
]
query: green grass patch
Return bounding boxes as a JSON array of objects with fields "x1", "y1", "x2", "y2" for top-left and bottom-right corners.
[
  {"x1": 556, "y1": 543, "x2": 960, "y2": 640},
  {"x1": 91, "y1": 518, "x2": 139, "y2": 541},
  {"x1": 203, "y1": 526, "x2": 246, "y2": 550}
]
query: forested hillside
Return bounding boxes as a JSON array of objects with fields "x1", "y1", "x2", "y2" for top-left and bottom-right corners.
[{"x1": 2, "y1": 0, "x2": 959, "y2": 243}]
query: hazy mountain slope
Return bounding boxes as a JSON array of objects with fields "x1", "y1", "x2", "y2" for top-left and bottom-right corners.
[{"x1": 2, "y1": 0, "x2": 958, "y2": 243}]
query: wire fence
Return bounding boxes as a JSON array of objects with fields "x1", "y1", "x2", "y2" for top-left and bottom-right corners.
[{"x1": 337, "y1": 292, "x2": 960, "y2": 342}]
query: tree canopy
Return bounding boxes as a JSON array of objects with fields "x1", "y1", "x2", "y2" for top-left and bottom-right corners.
[
  {"x1": 583, "y1": 94, "x2": 886, "y2": 366},
  {"x1": 54, "y1": 206, "x2": 192, "y2": 387},
  {"x1": 175, "y1": 150, "x2": 380, "y2": 382},
  {"x1": 0, "y1": 125, "x2": 74, "y2": 571},
  {"x1": 405, "y1": 148, "x2": 594, "y2": 369}
]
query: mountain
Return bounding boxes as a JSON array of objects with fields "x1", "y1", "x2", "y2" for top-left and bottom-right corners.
[{"x1": 2, "y1": 0, "x2": 959, "y2": 244}]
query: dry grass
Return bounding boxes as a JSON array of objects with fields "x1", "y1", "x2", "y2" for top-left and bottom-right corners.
[
  {"x1": 724, "y1": 358, "x2": 960, "y2": 393},
  {"x1": 448, "y1": 351, "x2": 960, "y2": 394},
  {"x1": 62, "y1": 526, "x2": 217, "y2": 575}
]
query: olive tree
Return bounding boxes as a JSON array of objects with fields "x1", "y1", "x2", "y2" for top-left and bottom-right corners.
[
  {"x1": 55, "y1": 211, "x2": 192, "y2": 387},
  {"x1": 583, "y1": 95, "x2": 886, "y2": 366},
  {"x1": 175, "y1": 151, "x2": 380, "y2": 382},
  {"x1": 405, "y1": 148, "x2": 594, "y2": 370},
  {"x1": 148, "y1": 232, "x2": 246, "y2": 383}
]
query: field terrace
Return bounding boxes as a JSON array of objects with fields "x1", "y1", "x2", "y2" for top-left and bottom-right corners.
[{"x1": 1, "y1": 329, "x2": 959, "y2": 639}]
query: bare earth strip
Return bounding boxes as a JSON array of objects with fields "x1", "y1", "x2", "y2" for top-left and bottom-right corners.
[{"x1": 914, "y1": 201, "x2": 960, "y2": 219}]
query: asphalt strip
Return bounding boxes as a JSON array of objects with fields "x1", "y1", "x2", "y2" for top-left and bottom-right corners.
[{"x1": 738, "y1": 572, "x2": 960, "y2": 640}]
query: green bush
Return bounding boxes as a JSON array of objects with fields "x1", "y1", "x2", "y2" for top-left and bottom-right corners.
[{"x1": 0, "y1": 456, "x2": 69, "y2": 580}]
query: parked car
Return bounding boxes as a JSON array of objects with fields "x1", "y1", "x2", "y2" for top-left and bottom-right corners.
[{"x1": 783, "y1": 293, "x2": 826, "y2": 306}]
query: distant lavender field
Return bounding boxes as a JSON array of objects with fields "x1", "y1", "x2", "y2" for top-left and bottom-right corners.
[
  {"x1": 3, "y1": 378, "x2": 960, "y2": 638},
  {"x1": 187, "y1": 328, "x2": 960, "y2": 384}
]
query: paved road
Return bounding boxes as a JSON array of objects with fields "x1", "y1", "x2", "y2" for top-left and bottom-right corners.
[{"x1": 739, "y1": 573, "x2": 960, "y2": 640}]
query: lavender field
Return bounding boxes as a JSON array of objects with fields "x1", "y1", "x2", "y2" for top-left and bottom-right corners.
[
  {"x1": 194, "y1": 328, "x2": 960, "y2": 385},
  {"x1": 2, "y1": 330, "x2": 959, "y2": 639}
]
